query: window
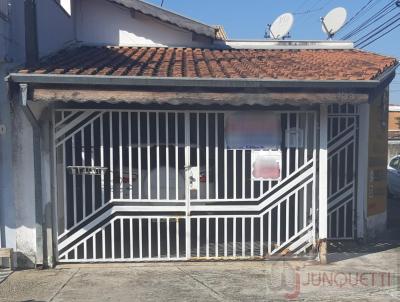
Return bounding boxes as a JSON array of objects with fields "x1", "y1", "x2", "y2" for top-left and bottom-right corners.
[{"x1": 389, "y1": 157, "x2": 400, "y2": 170}]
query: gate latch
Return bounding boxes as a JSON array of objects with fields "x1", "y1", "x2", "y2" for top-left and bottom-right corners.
[{"x1": 186, "y1": 166, "x2": 200, "y2": 191}]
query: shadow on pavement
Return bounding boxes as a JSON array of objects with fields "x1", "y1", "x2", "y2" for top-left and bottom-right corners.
[{"x1": 327, "y1": 196, "x2": 400, "y2": 263}]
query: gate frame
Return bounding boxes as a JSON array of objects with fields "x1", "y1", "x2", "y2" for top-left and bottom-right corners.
[
  {"x1": 50, "y1": 105, "x2": 322, "y2": 263},
  {"x1": 326, "y1": 104, "x2": 360, "y2": 240}
]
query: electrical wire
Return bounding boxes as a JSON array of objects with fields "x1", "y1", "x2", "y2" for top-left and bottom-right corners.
[
  {"x1": 293, "y1": 0, "x2": 335, "y2": 15},
  {"x1": 356, "y1": 15, "x2": 400, "y2": 48},
  {"x1": 339, "y1": 0, "x2": 380, "y2": 33},
  {"x1": 294, "y1": 0, "x2": 335, "y2": 28},
  {"x1": 355, "y1": 13, "x2": 400, "y2": 45},
  {"x1": 340, "y1": 1, "x2": 396, "y2": 40},
  {"x1": 354, "y1": 11, "x2": 400, "y2": 43},
  {"x1": 294, "y1": 0, "x2": 314, "y2": 13},
  {"x1": 341, "y1": 2, "x2": 397, "y2": 40}
]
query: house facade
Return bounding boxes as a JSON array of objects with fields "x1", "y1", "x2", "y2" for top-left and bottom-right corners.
[
  {"x1": 388, "y1": 105, "x2": 400, "y2": 160},
  {"x1": 1, "y1": 0, "x2": 398, "y2": 268}
]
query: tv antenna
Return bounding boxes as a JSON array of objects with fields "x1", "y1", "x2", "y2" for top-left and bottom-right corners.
[
  {"x1": 321, "y1": 7, "x2": 347, "y2": 39},
  {"x1": 265, "y1": 13, "x2": 294, "y2": 40}
]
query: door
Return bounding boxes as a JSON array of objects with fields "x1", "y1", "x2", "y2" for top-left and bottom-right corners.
[
  {"x1": 53, "y1": 109, "x2": 318, "y2": 262},
  {"x1": 327, "y1": 104, "x2": 359, "y2": 239}
]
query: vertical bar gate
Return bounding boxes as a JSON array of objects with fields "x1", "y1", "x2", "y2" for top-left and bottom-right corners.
[
  {"x1": 327, "y1": 104, "x2": 359, "y2": 239},
  {"x1": 53, "y1": 109, "x2": 318, "y2": 262}
]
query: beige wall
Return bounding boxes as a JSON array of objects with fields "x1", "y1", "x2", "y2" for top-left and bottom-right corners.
[
  {"x1": 388, "y1": 111, "x2": 400, "y2": 131},
  {"x1": 367, "y1": 89, "x2": 388, "y2": 218}
]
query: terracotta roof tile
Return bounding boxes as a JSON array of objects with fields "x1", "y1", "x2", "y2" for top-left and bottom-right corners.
[{"x1": 19, "y1": 46, "x2": 398, "y2": 81}]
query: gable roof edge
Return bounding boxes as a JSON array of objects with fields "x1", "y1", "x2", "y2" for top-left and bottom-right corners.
[{"x1": 108, "y1": 0, "x2": 216, "y2": 39}]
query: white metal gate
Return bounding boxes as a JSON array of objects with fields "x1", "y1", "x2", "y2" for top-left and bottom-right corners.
[
  {"x1": 327, "y1": 104, "x2": 359, "y2": 239},
  {"x1": 53, "y1": 109, "x2": 318, "y2": 262}
]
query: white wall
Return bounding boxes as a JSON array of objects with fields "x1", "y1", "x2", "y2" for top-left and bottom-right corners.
[
  {"x1": 0, "y1": 0, "x2": 73, "y2": 267},
  {"x1": 36, "y1": 0, "x2": 75, "y2": 57},
  {"x1": 0, "y1": 65, "x2": 16, "y2": 253},
  {"x1": 0, "y1": 18, "x2": 6, "y2": 62},
  {"x1": 76, "y1": 0, "x2": 211, "y2": 47},
  {"x1": 0, "y1": 0, "x2": 25, "y2": 261},
  {"x1": 59, "y1": 0, "x2": 72, "y2": 15},
  {"x1": 7, "y1": 0, "x2": 26, "y2": 63},
  {"x1": 11, "y1": 107, "x2": 37, "y2": 267}
]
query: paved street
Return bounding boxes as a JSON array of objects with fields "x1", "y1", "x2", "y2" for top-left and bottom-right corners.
[
  {"x1": 1, "y1": 197, "x2": 399, "y2": 302},
  {"x1": 0, "y1": 243, "x2": 399, "y2": 302}
]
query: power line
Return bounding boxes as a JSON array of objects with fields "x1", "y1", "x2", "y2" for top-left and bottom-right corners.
[
  {"x1": 334, "y1": 0, "x2": 400, "y2": 48},
  {"x1": 293, "y1": 0, "x2": 335, "y2": 15},
  {"x1": 354, "y1": 12, "x2": 400, "y2": 44},
  {"x1": 294, "y1": 0, "x2": 335, "y2": 28},
  {"x1": 341, "y1": 1, "x2": 396, "y2": 39},
  {"x1": 294, "y1": 0, "x2": 314, "y2": 13},
  {"x1": 356, "y1": 14, "x2": 400, "y2": 48},
  {"x1": 340, "y1": 1, "x2": 396, "y2": 40},
  {"x1": 339, "y1": 0, "x2": 380, "y2": 32}
]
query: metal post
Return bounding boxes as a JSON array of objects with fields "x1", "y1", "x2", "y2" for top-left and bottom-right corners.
[
  {"x1": 318, "y1": 104, "x2": 328, "y2": 264},
  {"x1": 184, "y1": 112, "x2": 191, "y2": 259}
]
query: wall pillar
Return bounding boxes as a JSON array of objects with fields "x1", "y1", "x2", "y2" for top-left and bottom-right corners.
[
  {"x1": 318, "y1": 104, "x2": 328, "y2": 263},
  {"x1": 356, "y1": 103, "x2": 369, "y2": 240},
  {"x1": 0, "y1": 66, "x2": 17, "y2": 259},
  {"x1": 365, "y1": 89, "x2": 389, "y2": 239}
]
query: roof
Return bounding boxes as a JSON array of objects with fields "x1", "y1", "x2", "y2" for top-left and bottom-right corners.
[
  {"x1": 389, "y1": 105, "x2": 400, "y2": 112},
  {"x1": 214, "y1": 25, "x2": 228, "y2": 41},
  {"x1": 16, "y1": 46, "x2": 397, "y2": 81},
  {"x1": 108, "y1": 0, "x2": 216, "y2": 38}
]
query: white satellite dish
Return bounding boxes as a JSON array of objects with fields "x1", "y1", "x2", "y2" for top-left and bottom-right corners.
[
  {"x1": 321, "y1": 7, "x2": 347, "y2": 39},
  {"x1": 266, "y1": 13, "x2": 294, "y2": 39}
]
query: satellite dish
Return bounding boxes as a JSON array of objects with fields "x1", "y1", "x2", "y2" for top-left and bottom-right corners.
[
  {"x1": 266, "y1": 13, "x2": 294, "y2": 39},
  {"x1": 321, "y1": 7, "x2": 347, "y2": 39}
]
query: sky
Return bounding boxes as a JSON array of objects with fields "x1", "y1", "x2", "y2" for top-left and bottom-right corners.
[{"x1": 148, "y1": 0, "x2": 400, "y2": 104}]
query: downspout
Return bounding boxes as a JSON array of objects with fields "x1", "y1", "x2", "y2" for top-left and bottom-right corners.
[{"x1": 19, "y1": 83, "x2": 44, "y2": 267}]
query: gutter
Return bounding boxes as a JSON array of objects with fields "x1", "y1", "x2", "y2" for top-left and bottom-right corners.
[
  {"x1": 18, "y1": 83, "x2": 44, "y2": 268},
  {"x1": 374, "y1": 63, "x2": 399, "y2": 84},
  {"x1": 218, "y1": 40, "x2": 355, "y2": 50},
  {"x1": 6, "y1": 73, "x2": 391, "y2": 90}
]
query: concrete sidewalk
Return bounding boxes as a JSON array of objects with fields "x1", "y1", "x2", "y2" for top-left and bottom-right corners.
[{"x1": 0, "y1": 242, "x2": 399, "y2": 302}]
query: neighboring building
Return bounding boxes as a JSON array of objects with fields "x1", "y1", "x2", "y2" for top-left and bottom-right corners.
[
  {"x1": 1, "y1": 0, "x2": 398, "y2": 268},
  {"x1": 388, "y1": 105, "x2": 400, "y2": 160}
]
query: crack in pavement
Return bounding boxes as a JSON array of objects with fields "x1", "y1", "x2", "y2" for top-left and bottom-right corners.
[
  {"x1": 175, "y1": 266, "x2": 226, "y2": 302},
  {"x1": 49, "y1": 268, "x2": 80, "y2": 302}
]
